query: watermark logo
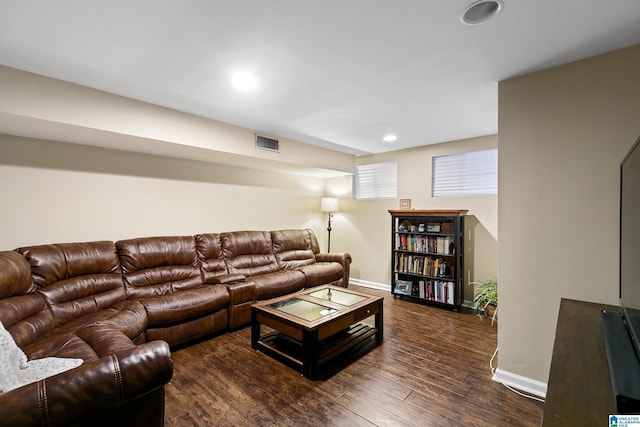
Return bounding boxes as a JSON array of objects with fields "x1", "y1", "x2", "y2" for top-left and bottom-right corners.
[{"x1": 610, "y1": 414, "x2": 640, "y2": 426}]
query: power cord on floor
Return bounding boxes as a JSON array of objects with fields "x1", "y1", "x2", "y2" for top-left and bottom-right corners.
[{"x1": 490, "y1": 346, "x2": 546, "y2": 403}]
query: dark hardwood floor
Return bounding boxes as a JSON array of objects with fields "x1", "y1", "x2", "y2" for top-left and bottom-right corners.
[{"x1": 165, "y1": 286, "x2": 543, "y2": 426}]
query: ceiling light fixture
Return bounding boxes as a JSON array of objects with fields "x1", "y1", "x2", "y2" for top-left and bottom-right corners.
[
  {"x1": 461, "y1": 0, "x2": 503, "y2": 25},
  {"x1": 383, "y1": 134, "x2": 397, "y2": 142},
  {"x1": 231, "y1": 71, "x2": 257, "y2": 91}
]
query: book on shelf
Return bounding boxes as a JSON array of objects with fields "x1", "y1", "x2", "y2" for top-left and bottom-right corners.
[
  {"x1": 395, "y1": 233, "x2": 456, "y2": 256},
  {"x1": 394, "y1": 253, "x2": 455, "y2": 278},
  {"x1": 418, "y1": 280, "x2": 455, "y2": 304}
]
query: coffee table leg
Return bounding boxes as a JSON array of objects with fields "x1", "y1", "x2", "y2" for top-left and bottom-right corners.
[
  {"x1": 302, "y1": 329, "x2": 319, "y2": 379},
  {"x1": 251, "y1": 311, "x2": 259, "y2": 350},
  {"x1": 375, "y1": 303, "x2": 384, "y2": 344}
]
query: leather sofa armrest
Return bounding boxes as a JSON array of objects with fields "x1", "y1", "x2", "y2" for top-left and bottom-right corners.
[
  {"x1": 207, "y1": 273, "x2": 247, "y2": 284},
  {"x1": 0, "y1": 340, "x2": 173, "y2": 427},
  {"x1": 225, "y1": 280, "x2": 256, "y2": 305},
  {"x1": 315, "y1": 252, "x2": 352, "y2": 288},
  {"x1": 315, "y1": 252, "x2": 352, "y2": 265}
]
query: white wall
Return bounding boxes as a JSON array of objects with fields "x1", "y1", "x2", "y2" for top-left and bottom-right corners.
[{"x1": 498, "y1": 44, "x2": 640, "y2": 384}]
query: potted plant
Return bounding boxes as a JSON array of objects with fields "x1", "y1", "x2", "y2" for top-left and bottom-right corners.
[{"x1": 472, "y1": 278, "x2": 498, "y2": 324}]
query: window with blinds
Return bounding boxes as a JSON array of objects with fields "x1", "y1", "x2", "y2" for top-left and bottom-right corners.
[
  {"x1": 432, "y1": 149, "x2": 497, "y2": 197},
  {"x1": 353, "y1": 161, "x2": 397, "y2": 199}
]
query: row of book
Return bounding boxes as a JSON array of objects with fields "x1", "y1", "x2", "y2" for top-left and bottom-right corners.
[
  {"x1": 396, "y1": 234, "x2": 455, "y2": 255},
  {"x1": 394, "y1": 253, "x2": 454, "y2": 278},
  {"x1": 395, "y1": 279, "x2": 456, "y2": 305}
]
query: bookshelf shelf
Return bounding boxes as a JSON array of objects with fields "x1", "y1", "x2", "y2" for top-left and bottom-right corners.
[{"x1": 389, "y1": 209, "x2": 467, "y2": 308}]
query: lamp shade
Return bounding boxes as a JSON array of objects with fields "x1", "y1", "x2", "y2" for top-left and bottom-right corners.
[{"x1": 321, "y1": 197, "x2": 339, "y2": 213}]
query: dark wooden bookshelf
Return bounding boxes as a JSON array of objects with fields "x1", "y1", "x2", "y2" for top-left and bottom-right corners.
[{"x1": 389, "y1": 209, "x2": 467, "y2": 309}]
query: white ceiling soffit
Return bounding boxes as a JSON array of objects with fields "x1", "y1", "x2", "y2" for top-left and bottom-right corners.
[{"x1": 0, "y1": 1, "x2": 639, "y2": 155}]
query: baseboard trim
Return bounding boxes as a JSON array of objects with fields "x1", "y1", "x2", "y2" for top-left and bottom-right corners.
[
  {"x1": 349, "y1": 279, "x2": 390, "y2": 292},
  {"x1": 492, "y1": 368, "x2": 547, "y2": 398}
]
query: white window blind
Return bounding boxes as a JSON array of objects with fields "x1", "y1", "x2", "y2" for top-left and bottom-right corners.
[
  {"x1": 432, "y1": 149, "x2": 497, "y2": 197},
  {"x1": 353, "y1": 161, "x2": 397, "y2": 199}
]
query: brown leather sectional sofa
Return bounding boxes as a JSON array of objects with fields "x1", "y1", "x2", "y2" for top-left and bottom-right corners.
[{"x1": 0, "y1": 229, "x2": 351, "y2": 427}]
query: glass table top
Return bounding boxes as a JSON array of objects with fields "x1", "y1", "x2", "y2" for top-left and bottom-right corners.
[
  {"x1": 268, "y1": 298, "x2": 337, "y2": 322},
  {"x1": 306, "y1": 287, "x2": 368, "y2": 306}
]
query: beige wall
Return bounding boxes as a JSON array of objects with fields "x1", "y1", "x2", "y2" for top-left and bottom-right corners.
[
  {"x1": 498, "y1": 44, "x2": 640, "y2": 383},
  {"x1": 0, "y1": 134, "x2": 329, "y2": 249},
  {"x1": 343, "y1": 135, "x2": 498, "y2": 301}
]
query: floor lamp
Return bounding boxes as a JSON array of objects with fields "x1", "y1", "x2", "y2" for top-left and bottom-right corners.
[{"x1": 321, "y1": 197, "x2": 339, "y2": 253}]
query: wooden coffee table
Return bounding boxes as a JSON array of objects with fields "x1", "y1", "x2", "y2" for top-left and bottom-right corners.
[{"x1": 251, "y1": 285, "x2": 383, "y2": 379}]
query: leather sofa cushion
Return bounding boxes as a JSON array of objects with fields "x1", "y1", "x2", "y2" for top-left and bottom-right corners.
[
  {"x1": 17, "y1": 241, "x2": 122, "y2": 288},
  {"x1": 117, "y1": 236, "x2": 203, "y2": 298},
  {"x1": 270, "y1": 229, "x2": 317, "y2": 269},
  {"x1": 252, "y1": 270, "x2": 305, "y2": 300},
  {"x1": 194, "y1": 233, "x2": 229, "y2": 283},
  {"x1": 21, "y1": 332, "x2": 101, "y2": 361},
  {"x1": 139, "y1": 285, "x2": 229, "y2": 326},
  {"x1": 17, "y1": 242, "x2": 127, "y2": 326},
  {"x1": 0, "y1": 251, "x2": 35, "y2": 298},
  {"x1": 296, "y1": 262, "x2": 344, "y2": 287},
  {"x1": 76, "y1": 325, "x2": 138, "y2": 357},
  {"x1": 146, "y1": 311, "x2": 227, "y2": 346},
  {"x1": 0, "y1": 252, "x2": 51, "y2": 348},
  {"x1": 220, "y1": 231, "x2": 280, "y2": 277},
  {"x1": 20, "y1": 299, "x2": 147, "y2": 360}
]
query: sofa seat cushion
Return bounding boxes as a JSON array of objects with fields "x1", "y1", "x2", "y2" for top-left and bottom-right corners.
[
  {"x1": 19, "y1": 300, "x2": 146, "y2": 360},
  {"x1": 297, "y1": 262, "x2": 344, "y2": 288},
  {"x1": 252, "y1": 270, "x2": 305, "y2": 300},
  {"x1": 48, "y1": 299, "x2": 147, "y2": 339},
  {"x1": 139, "y1": 285, "x2": 229, "y2": 326},
  {"x1": 21, "y1": 332, "x2": 102, "y2": 361}
]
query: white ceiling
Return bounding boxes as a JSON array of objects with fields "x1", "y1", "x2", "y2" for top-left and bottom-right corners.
[{"x1": 1, "y1": 1, "x2": 640, "y2": 156}]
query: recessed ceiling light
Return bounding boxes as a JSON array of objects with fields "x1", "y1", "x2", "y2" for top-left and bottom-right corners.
[
  {"x1": 231, "y1": 71, "x2": 257, "y2": 91},
  {"x1": 383, "y1": 134, "x2": 397, "y2": 142},
  {"x1": 461, "y1": 0, "x2": 503, "y2": 25}
]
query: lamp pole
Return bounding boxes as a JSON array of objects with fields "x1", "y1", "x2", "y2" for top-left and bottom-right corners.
[
  {"x1": 326, "y1": 212, "x2": 333, "y2": 253},
  {"x1": 320, "y1": 197, "x2": 339, "y2": 253}
]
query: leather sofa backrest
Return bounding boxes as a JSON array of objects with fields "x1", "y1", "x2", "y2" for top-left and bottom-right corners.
[
  {"x1": 16, "y1": 241, "x2": 125, "y2": 329},
  {"x1": 271, "y1": 229, "x2": 317, "y2": 269},
  {"x1": 307, "y1": 228, "x2": 322, "y2": 255},
  {"x1": 194, "y1": 233, "x2": 229, "y2": 282},
  {"x1": 220, "y1": 231, "x2": 280, "y2": 277},
  {"x1": 0, "y1": 251, "x2": 54, "y2": 348},
  {"x1": 117, "y1": 236, "x2": 203, "y2": 299}
]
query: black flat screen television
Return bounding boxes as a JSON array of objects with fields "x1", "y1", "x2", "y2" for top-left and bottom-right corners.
[
  {"x1": 620, "y1": 135, "x2": 640, "y2": 356},
  {"x1": 601, "y1": 134, "x2": 640, "y2": 413}
]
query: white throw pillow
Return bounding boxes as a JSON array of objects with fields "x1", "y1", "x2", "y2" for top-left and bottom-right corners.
[{"x1": 0, "y1": 321, "x2": 83, "y2": 394}]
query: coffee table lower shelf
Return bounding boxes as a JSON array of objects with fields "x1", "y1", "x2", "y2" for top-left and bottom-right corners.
[{"x1": 255, "y1": 323, "x2": 378, "y2": 379}]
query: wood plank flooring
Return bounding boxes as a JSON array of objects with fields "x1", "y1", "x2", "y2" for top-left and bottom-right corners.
[{"x1": 165, "y1": 286, "x2": 543, "y2": 426}]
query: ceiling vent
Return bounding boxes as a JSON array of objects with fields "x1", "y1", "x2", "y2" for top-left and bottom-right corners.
[{"x1": 255, "y1": 134, "x2": 280, "y2": 152}]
